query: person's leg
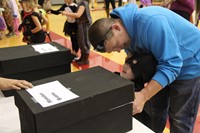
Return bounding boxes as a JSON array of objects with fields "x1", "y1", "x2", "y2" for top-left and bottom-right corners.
[
  {"x1": 91, "y1": 0, "x2": 95, "y2": 9},
  {"x1": 195, "y1": 0, "x2": 200, "y2": 26},
  {"x1": 169, "y1": 77, "x2": 200, "y2": 133},
  {"x1": 110, "y1": 0, "x2": 116, "y2": 9},
  {"x1": 71, "y1": 22, "x2": 79, "y2": 55},
  {"x1": 2, "y1": 8, "x2": 14, "y2": 37},
  {"x1": 105, "y1": 0, "x2": 110, "y2": 18},
  {"x1": 70, "y1": 33, "x2": 79, "y2": 60},
  {"x1": 118, "y1": 0, "x2": 122, "y2": 7},
  {"x1": 76, "y1": 23, "x2": 90, "y2": 64},
  {"x1": 83, "y1": 23, "x2": 91, "y2": 52},
  {"x1": 71, "y1": 34, "x2": 79, "y2": 54}
]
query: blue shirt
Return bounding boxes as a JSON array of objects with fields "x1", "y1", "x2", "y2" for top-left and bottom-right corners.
[{"x1": 111, "y1": 4, "x2": 200, "y2": 87}]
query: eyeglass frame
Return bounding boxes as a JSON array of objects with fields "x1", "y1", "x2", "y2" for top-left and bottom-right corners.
[{"x1": 94, "y1": 27, "x2": 112, "y2": 53}]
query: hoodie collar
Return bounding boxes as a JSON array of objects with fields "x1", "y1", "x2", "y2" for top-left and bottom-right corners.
[{"x1": 110, "y1": 4, "x2": 138, "y2": 39}]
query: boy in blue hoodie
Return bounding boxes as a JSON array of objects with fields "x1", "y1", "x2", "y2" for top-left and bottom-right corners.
[{"x1": 88, "y1": 4, "x2": 200, "y2": 133}]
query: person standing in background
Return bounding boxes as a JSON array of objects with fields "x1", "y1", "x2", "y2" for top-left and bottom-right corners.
[
  {"x1": 36, "y1": 0, "x2": 51, "y2": 34},
  {"x1": 47, "y1": 0, "x2": 79, "y2": 60},
  {"x1": 91, "y1": 0, "x2": 95, "y2": 10},
  {"x1": 61, "y1": 0, "x2": 92, "y2": 65},
  {"x1": 118, "y1": 0, "x2": 122, "y2": 7},
  {"x1": 164, "y1": 0, "x2": 195, "y2": 21},
  {"x1": 0, "y1": 0, "x2": 15, "y2": 37},
  {"x1": 105, "y1": 0, "x2": 115, "y2": 18},
  {"x1": 9, "y1": 0, "x2": 20, "y2": 35},
  {"x1": 18, "y1": 0, "x2": 46, "y2": 44}
]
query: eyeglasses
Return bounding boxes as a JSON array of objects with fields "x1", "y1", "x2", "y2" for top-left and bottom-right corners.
[{"x1": 94, "y1": 27, "x2": 112, "y2": 53}]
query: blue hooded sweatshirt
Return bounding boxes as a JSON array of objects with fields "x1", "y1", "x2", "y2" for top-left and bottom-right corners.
[{"x1": 110, "y1": 4, "x2": 200, "y2": 87}]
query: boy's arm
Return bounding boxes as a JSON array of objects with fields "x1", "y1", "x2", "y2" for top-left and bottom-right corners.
[{"x1": 61, "y1": 5, "x2": 85, "y2": 18}]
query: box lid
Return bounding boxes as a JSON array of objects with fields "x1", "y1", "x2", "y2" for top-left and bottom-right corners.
[
  {"x1": 0, "y1": 42, "x2": 71, "y2": 75},
  {"x1": 15, "y1": 66, "x2": 134, "y2": 133}
]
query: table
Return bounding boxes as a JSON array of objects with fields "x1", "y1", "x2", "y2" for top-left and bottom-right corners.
[{"x1": 0, "y1": 91, "x2": 154, "y2": 133}]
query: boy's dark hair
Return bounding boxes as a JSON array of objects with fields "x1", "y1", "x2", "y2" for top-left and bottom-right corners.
[
  {"x1": 121, "y1": 52, "x2": 157, "y2": 91},
  {"x1": 127, "y1": 53, "x2": 157, "y2": 91}
]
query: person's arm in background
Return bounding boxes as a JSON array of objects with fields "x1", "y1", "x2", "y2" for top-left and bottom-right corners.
[
  {"x1": 0, "y1": 77, "x2": 33, "y2": 90},
  {"x1": 60, "y1": 5, "x2": 85, "y2": 18},
  {"x1": 30, "y1": 14, "x2": 43, "y2": 33},
  {"x1": 38, "y1": 9, "x2": 48, "y2": 26},
  {"x1": 47, "y1": 4, "x2": 67, "y2": 15}
]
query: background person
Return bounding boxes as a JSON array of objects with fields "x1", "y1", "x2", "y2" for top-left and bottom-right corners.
[
  {"x1": 47, "y1": 0, "x2": 79, "y2": 60},
  {"x1": 105, "y1": 0, "x2": 115, "y2": 18},
  {"x1": 164, "y1": 0, "x2": 195, "y2": 21},
  {"x1": 61, "y1": 0, "x2": 92, "y2": 65},
  {"x1": 18, "y1": 0, "x2": 46, "y2": 44},
  {"x1": 0, "y1": 0, "x2": 15, "y2": 37}
]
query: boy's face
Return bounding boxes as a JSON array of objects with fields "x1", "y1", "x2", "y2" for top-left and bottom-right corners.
[{"x1": 120, "y1": 63, "x2": 134, "y2": 80}]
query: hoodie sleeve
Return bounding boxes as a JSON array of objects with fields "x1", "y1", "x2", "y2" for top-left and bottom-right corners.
[{"x1": 144, "y1": 15, "x2": 183, "y2": 87}]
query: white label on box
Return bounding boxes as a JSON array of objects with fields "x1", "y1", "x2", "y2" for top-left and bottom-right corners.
[
  {"x1": 32, "y1": 43, "x2": 59, "y2": 53},
  {"x1": 27, "y1": 80, "x2": 79, "y2": 107}
]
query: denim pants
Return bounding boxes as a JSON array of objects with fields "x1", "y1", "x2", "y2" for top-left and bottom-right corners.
[{"x1": 134, "y1": 76, "x2": 200, "y2": 133}]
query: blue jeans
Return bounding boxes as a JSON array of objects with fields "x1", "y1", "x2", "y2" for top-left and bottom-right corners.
[
  {"x1": 134, "y1": 76, "x2": 200, "y2": 133},
  {"x1": 168, "y1": 77, "x2": 200, "y2": 133}
]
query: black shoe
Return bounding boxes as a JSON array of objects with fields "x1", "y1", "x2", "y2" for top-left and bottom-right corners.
[
  {"x1": 76, "y1": 59, "x2": 89, "y2": 65},
  {"x1": 6, "y1": 32, "x2": 14, "y2": 37},
  {"x1": 71, "y1": 54, "x2": 79, "y2": 61}
]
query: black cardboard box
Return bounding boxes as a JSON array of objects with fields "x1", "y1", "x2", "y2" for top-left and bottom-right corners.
[
  {"x1": 0, "y1": 42, "x2": 72, "y2": 97},
  {"x1": 15, "y1": 66, "x2": 134, "y2": 133}
]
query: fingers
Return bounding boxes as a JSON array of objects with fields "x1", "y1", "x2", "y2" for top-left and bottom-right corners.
[
  {"x1": 132, "y1": 92, "x2": 146, "y2": 115},
  {"x1": 19, "y1": 80, "x2": 33, "y2": 88},
  {"x1": 11, "y1": 80, "x2": 33, "y2": 90},
  {"x1": 132, "y1": 102, "x2": 142, "y2": 115}
]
